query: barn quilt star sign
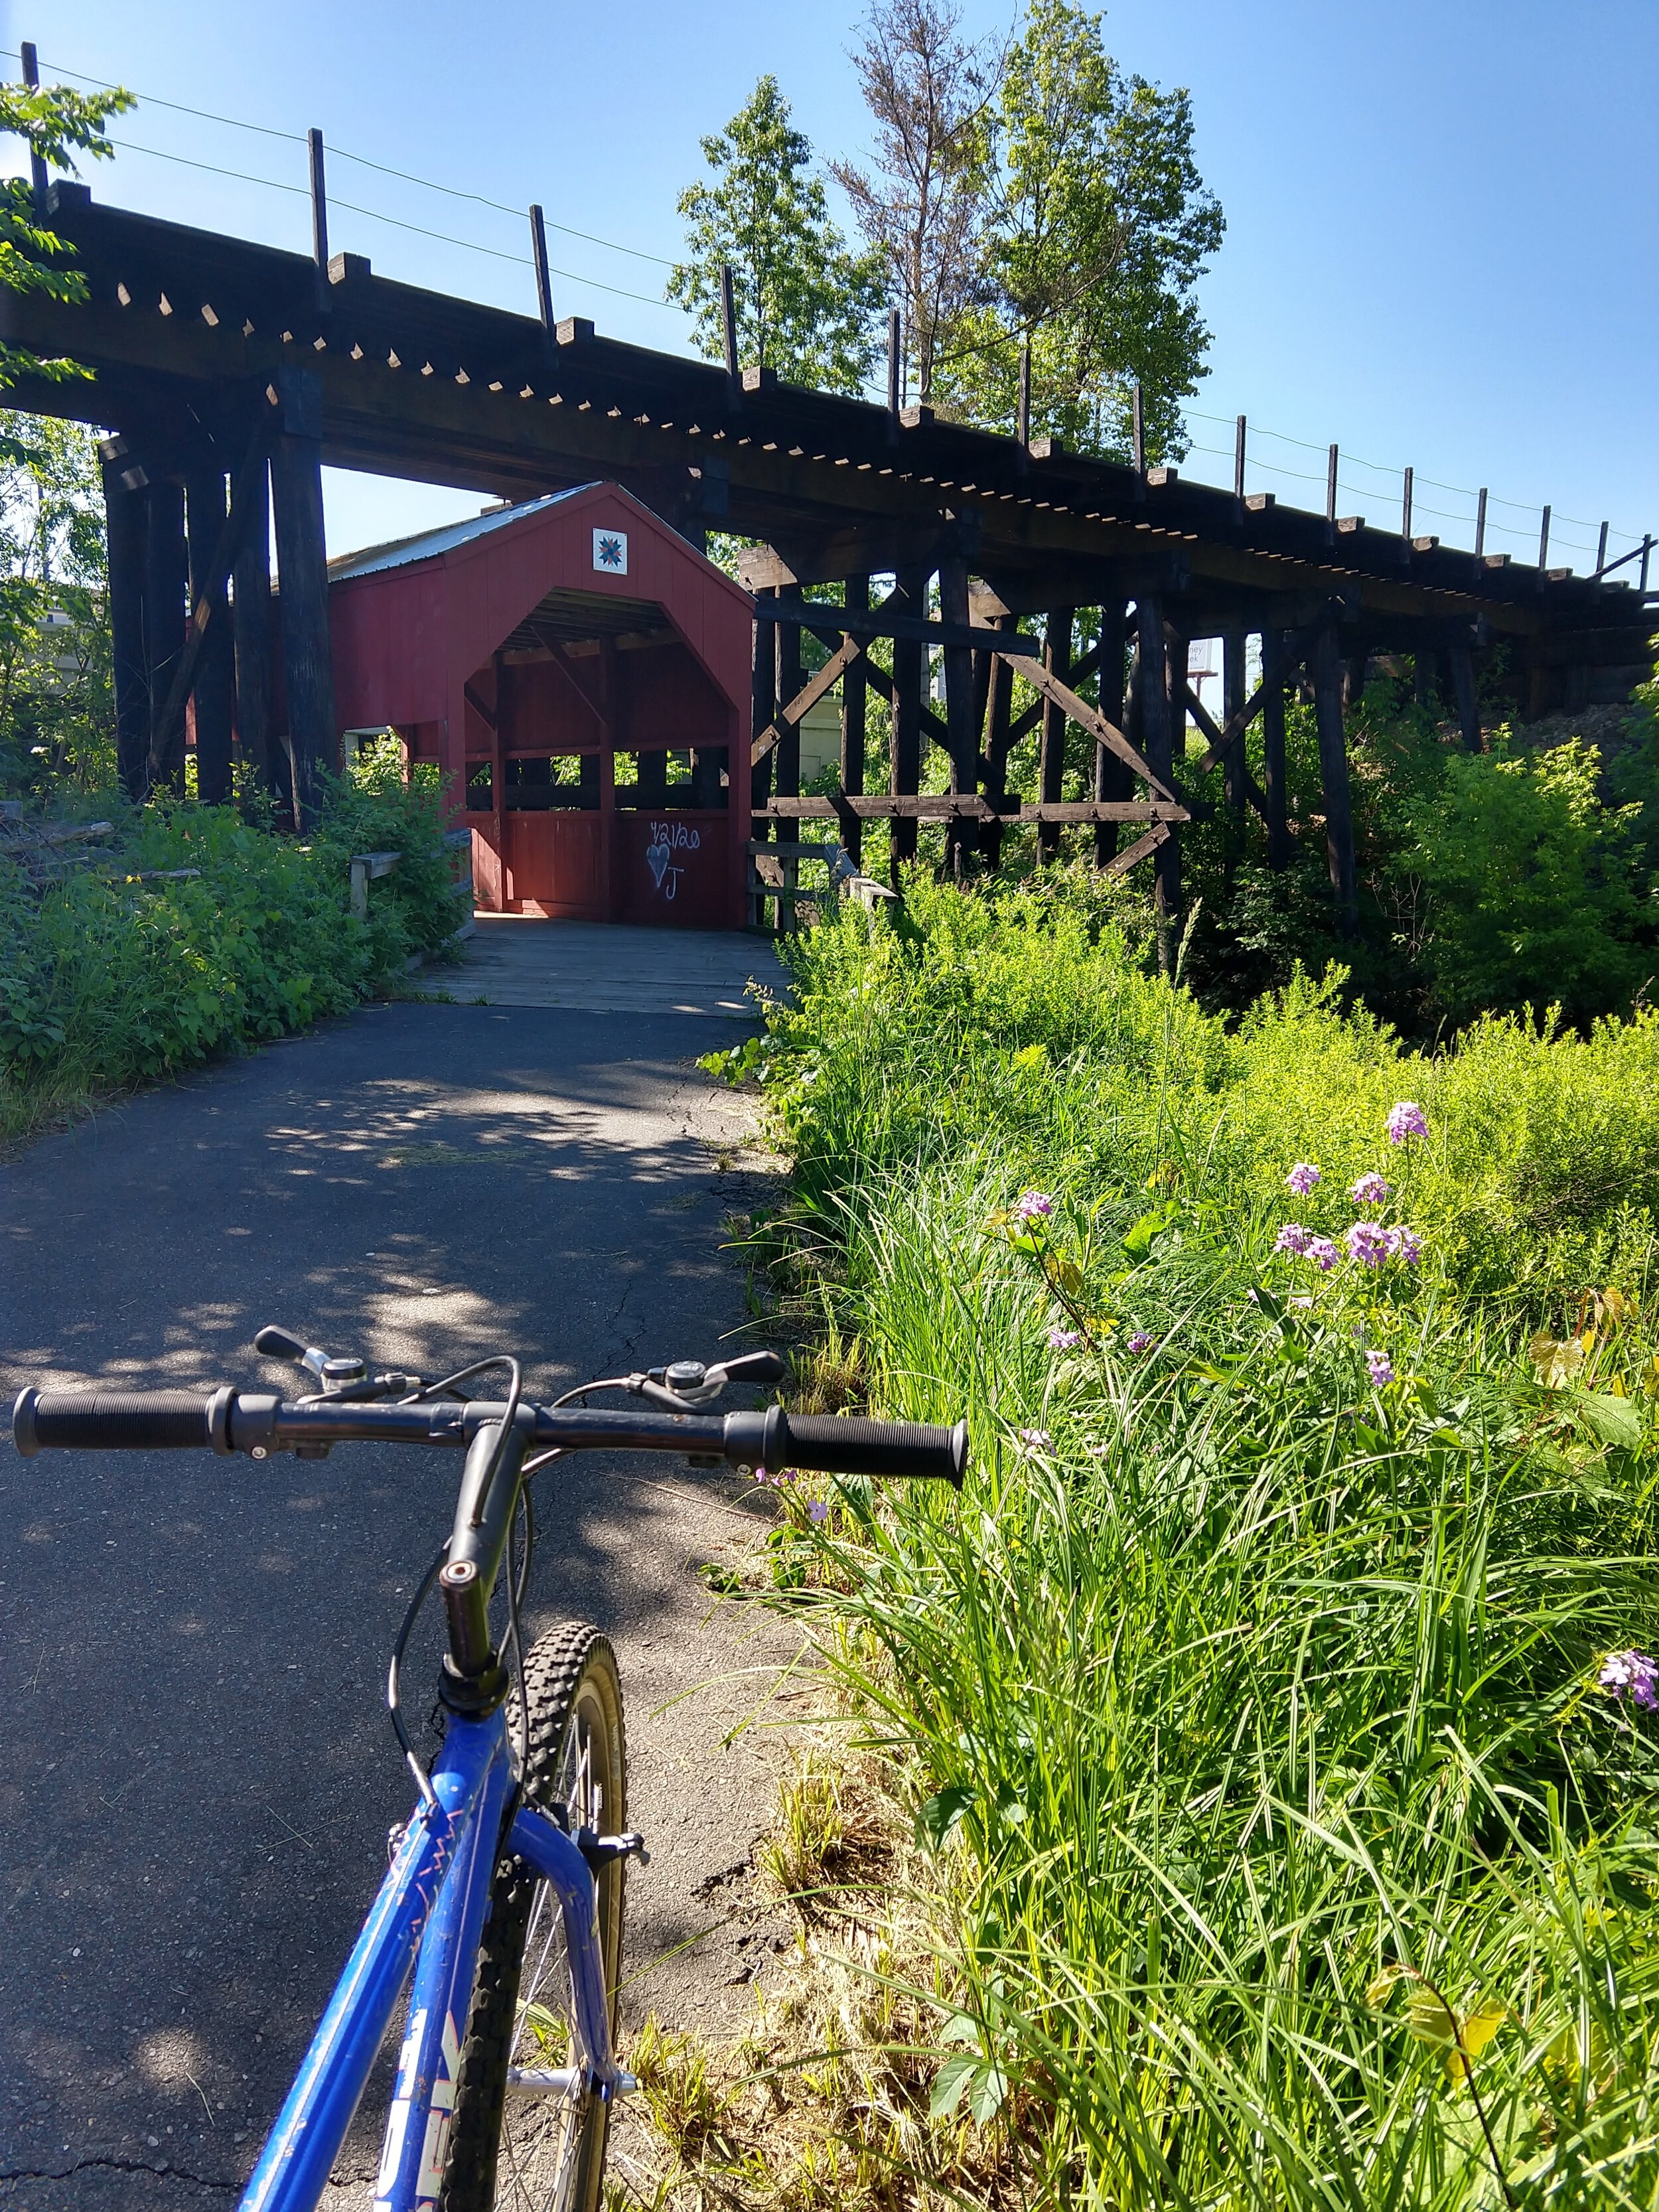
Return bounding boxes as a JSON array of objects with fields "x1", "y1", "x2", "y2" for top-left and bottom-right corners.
[{"x1": 593, "y1": 528, "x2": 628, "y2": 575}]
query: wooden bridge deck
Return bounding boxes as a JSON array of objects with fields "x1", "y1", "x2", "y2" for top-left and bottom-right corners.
[{"x1": 434, "y1": 918, "x2": 788, "y2": 1018}]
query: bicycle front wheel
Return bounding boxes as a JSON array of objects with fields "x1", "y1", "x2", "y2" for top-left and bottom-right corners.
[{"x1": 441, "y1": 1623, "x2": 627, "y2": 2212}]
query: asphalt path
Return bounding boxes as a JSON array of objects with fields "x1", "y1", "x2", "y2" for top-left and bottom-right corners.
[{"x1": 0, "y1": 1003, "x2": 798, "y2": 2206}]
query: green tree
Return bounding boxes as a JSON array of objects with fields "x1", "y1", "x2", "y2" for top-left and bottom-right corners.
[
  {"x1": 1402, "y1": 739, "x2": 1651, "y2": 1024},
  {"x1": 668, "y1": 76, "x2": 886, "y2": 394},
  {"x1": 0, "y1": 74, "x2": 133, "y2": 390},
  {"x1": 0, "y1": 411, "x2": 114, "y2": 793},
  {"x1": 934, "y1": 0, "x2": 1222, "y2": 459}
]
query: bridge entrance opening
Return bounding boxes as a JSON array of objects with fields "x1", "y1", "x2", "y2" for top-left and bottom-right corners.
[{"x1": 328, "y1": 482, "x2": 752, "y2": 928}]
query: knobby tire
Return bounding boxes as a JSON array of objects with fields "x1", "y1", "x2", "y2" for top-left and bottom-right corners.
[{"x1": 441, "y1": 1623, "x2": 626, "y2": 2212}]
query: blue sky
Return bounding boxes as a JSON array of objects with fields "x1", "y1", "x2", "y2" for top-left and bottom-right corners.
[{"x1": 5, "y1": 0, "x2": 1655, "y2": 577}]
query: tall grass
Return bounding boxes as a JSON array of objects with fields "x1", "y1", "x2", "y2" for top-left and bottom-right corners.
[
  {"x1": 738, "y1": 877, "x2": 1659, "y2": 2209},
  {"x1": 750, "y1": 871, "x2": 1659, "y2": 1315}
]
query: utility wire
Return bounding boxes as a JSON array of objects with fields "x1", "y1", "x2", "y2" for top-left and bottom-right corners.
[
  {"x1": 324, "y1": 143, "x2": 678, "y2": 267},
  {"x1": 1186, "y1": 403, "x2": 1638, "y2": 538},
  {"x1": 9, "y1": 44, "x2": 1648, "y2": 548},
  {"x1": 102, "y1": 135, "x2": 691, "y2": 311},
  {"x1": 1185, "y1": 440, "x2": 1615, "y2": 557},
  {"x1": 2, "y1": 45, "x2": 679, "y2": 269}
]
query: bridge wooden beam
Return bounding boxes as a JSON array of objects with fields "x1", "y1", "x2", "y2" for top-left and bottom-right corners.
[
  {"x1": 755, "y1": 795, "x2": 1189, "y2": 824},
  {"x1": 98, "y1": 445, "x2": 150, "y2": 801},
  {"x1": 269, "y1": 370, "x2": 336, "y2": 824},
  {"x1": 1095, "y1": 601, "x2": 1131, "y2": 865},
  {"x1": 11, "y1": 196, "x2": 1639, "y2": 656},
  {"x1": 182, "y1": 459, "x2": 236, "y2": 803},
  {"x1": 1311, "y1": 621, "x2": 1358, "y2": 932},
  {"x1": 145, "y1": 480, "x2": 188, "y2": 794},
  {"x1": 145, "y1": 407, "x2": 277, "y2": 796},
  {"x1": 1003, "y1": 640, "x2": 1173, "y2": 804},
  {"x1": 231, "y1": 451, "x2": 273, "y2": 790},
  {"x1": 1261, "y1": 628, "x2": 1292, "y2": 871},
  {"x1": 841, "y1": 576, "x2": 868, "y2": 865}
]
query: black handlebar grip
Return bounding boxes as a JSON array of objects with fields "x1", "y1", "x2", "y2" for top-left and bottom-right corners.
[
  {"x1": 778, "y1": 1412, "x2": 968, "y2": 1486},
  {"x1": 13, "y1": 1387, "x2": 224, "y2": 1457}
]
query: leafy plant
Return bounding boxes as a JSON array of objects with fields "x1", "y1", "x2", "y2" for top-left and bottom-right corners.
[
  {"x1": 668, "y1": 76, "x2": 887, "y2": 393},
  {"x1": 707, "y1": 862, "x2": 1659, "y2": 2206},
  {"x1": 1401, "y1": 737, "x2": 1650, "y2": 1023},
  {"x1": 0, "y1": 762, "x2": 463, "y2": 1145},
  {"x1": 0, "y1": 70, "x2": 133, "y2": 390},
  {"x1": 933, "y1": 0, "x2": 1224, "y2": 457},
  {"x1": 0, "y1": 411, "x2": 115, "y2": 794}
]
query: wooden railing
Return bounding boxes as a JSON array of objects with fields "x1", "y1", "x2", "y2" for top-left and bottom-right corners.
[
  {"x1": 349, "y1": 827, "x2": 475, "y2": 938},
  {"x1": 745, "y1": 837, "x2": 897, "y2": 933}
]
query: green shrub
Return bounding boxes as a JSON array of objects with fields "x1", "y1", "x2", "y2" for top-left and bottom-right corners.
[
  {"x1": 753, "y1": 880, "x2": 1659, "y2": 1313},
  {"x1": 0, "y1": 761, "x2": 461, "y2": 1140},
  {"x1": 1400, "y1": 739, "x2": 1651, "y2": 1023}
]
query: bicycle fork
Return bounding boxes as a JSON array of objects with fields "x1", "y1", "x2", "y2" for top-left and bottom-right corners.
[
  {"x1": 372, "y1": 1721, "x2": 630, "y2": 2211},
  {"x1": 240, "y1": 1714, "x2": 627, "y2": 2212}
]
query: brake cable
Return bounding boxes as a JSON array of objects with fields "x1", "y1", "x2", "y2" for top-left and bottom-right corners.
[
  {"x1": 388, "y1": 1539, "x2": 449, "y2": 1812},
  {"x1": 501, "y1": 1480, "x2": 534, "y2": 1773},
  {"x1": 385, "y1": 1358, "x2": 550, "y2": 1795}
]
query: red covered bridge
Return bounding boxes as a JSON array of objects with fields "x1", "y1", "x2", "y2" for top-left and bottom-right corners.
[{"x1": 328, "y1": 482, "x2": 752, "y2": 928}]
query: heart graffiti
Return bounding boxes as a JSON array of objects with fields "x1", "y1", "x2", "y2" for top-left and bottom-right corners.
[{"x1": 645, "y1": 841, "x2": 681, "y2": 899}]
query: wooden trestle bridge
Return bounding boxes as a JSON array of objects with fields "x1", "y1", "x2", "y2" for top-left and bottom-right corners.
[{"x1": 8, "y1": 179, "x2": 1656, "y2": 929}]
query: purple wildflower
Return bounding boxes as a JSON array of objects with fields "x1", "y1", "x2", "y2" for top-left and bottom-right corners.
[
  {"x1": 1386, "y1": 1101, "x2": 1429, "y2": 1145},
  {"x1": 1126, "y1": 1331, "x2": 1154, "y2": 1354},
  {"x1": 1599, "y1": 1651, "x2": 1659, "y2": 1711},
  {"x1": 1307, "y1": 1238, "x2": 1339, "y2": 1272},
  {"x1": 1046, "y1": 1326, "x2": 1083, "y2": 1351},
  {"x1": 1275, "y1": 1222, "x2": 1312, "y2": 1257},
  {"x1": 1350, "y1": 1171, "x2": 1390, "y2": 1205},
  {"x1": 1366, "y1": 1349, "x2": 1394, "y2": 1387},
  {"x1": 1345, "y1": 1220, "x2": 1391, "y2": 1269},
  {"x1": 806, "y1": 1499, "x2": 830, "y2": 1524},
  {"x1": 1013, "y1": 1191, "x2": 1055, "y2": 1222},
  {"x1": 1286, "y1": 1162, "x2": 1322, "y2": 1197},
  {"x1": 753, "y1": 1465, "x2": 798, "y2": 1487},
  {"x1": 1016, "y1": 1426, "x2": 1052, "y2": 1453},
  {"x1": 1386, "y1": 1224, "x2": 1423, "y2": 1266}
]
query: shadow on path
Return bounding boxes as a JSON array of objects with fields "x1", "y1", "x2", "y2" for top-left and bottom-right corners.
[{"x1": 0, "y1": 1003, "x2": 802, "y2": 2205}]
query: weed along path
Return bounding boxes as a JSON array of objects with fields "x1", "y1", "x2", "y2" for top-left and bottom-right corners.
[{"x1": 0, "y1": 995, "x2": 802, "y2": 2207}]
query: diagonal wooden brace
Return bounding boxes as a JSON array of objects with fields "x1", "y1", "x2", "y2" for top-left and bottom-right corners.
[
  {"x1": 753, "y1": 620, "x2": 949, "y2": 767},
  {"x1": 995, "y1": 645, "x2": 1175, "y2": 801},
  {"x1": 749, "y1": 632, "x2": 863, "y2": 767},
  {"x1": 1190, "y1": 623, "x2": 1315, "y2": 776},
  {"x1": 1180, "y1": 683, "x2": 1270, "y2": 820},
  {"x1": 1099, "y1": 820, "x2": 1171, "y2": 878},
  {"x1": 1001, "y1": 635, "x2": 1107, "y2": 751}
]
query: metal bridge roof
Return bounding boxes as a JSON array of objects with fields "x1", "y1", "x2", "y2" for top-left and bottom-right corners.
[{"x1": 326, "y1": 487, "x2": 596, "y2": 582}]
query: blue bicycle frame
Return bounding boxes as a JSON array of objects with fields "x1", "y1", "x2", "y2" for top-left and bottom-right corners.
[{"x1": 238, "y1": 1702, "x2": 616, "y2": 2212}]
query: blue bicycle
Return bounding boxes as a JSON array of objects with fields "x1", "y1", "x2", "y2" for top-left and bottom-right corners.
[{"x1": 11, "y1": 1330, "x2": 966, "y2": 2212}]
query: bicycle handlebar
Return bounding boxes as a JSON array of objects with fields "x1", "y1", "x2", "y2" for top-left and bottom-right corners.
[{"x1": 11, "y1": 1387, "x2": 968, "y2": 1487}]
